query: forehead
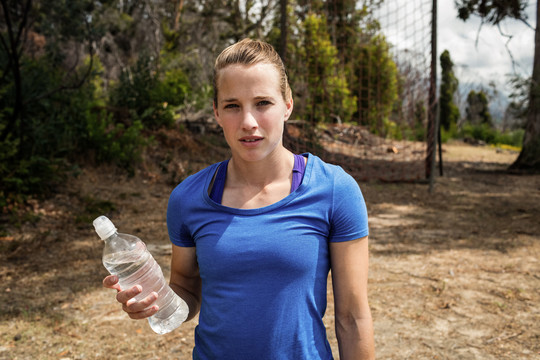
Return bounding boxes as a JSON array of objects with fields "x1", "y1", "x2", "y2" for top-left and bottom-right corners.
[{"x1": 216, "y1": 63, "x2": 281, "y2": 94}]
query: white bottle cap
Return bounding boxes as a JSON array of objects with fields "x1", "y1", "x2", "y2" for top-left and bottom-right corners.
[{"x1": 93, "y1": 215, "x2": 117, "y2": 240}]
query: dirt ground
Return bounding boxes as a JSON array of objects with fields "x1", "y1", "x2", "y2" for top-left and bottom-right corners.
[{"x1": 0, "y1": 136, "x2": 539, "y2": 360}]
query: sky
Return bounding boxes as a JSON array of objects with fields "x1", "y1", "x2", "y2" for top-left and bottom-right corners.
[
  {"x1": 376, "y1": 0, "x2": 536, "y2": 116},
  {"x1": 438, "y1": 0, "x2": 536, "y2": 98}
]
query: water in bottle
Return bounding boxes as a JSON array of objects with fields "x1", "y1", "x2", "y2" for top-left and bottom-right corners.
[{"x1": 93, "y1": 215, "x2": 189, "y2": 334}]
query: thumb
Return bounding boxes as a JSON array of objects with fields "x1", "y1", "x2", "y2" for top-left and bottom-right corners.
[{"x1": 103, "y1": 275, "x2": 122, "y2": 292}]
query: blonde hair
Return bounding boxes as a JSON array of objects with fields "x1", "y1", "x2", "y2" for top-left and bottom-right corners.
[{"x1": 213, "y1": 38, "x2": 292, "y2": 104}]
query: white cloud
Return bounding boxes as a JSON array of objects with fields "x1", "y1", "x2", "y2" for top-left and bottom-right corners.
[
  {"x1": 438, "y1": 0, "x2": 535, "y2": 94},
  {"x1": 373, "y1": 0, "x2": 535, "y2": 112}
]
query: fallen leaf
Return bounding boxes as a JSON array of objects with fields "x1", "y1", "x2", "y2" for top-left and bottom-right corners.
[{"x1": 58, "y1": 349, "x2": 69, "y2": 356}]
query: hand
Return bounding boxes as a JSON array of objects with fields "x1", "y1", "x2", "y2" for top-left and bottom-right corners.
[{"x1": 102, "y1": 275, "x2": 160, "y2": 319}]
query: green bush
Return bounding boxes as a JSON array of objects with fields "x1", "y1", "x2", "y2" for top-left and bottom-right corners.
[
  {"x1": 110, "y1": 54, "x2": 190, "y2": 129},
  {"x1": 85, "y1": 109, "x2": 146, "y2": 173},
  {"x1": 0, "y1": 54, "x2": 152, "y2": 210},
  {"x1": 296, "y1": 13, "x2": 357, "y2": 124},
  {"x1": 0, "y1": 56, "x2": 94, "y2": 205},
  {"x1": 441, "y1": 122, "x2": 458, "y2": 143},
  {"x1": 350, "y1": 34, "x2": 398, "y2": 133},
  {"x1": 459, "y1": 123, "x2": 523, "y2": 148},
  {"x1": 495, "y1": 129, "x2": 524, "y2": 148},
  {"x1": 382, "y1": 118, "x2": 402, "y2": 140}
]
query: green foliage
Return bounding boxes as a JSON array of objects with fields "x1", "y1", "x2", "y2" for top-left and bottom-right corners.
[
  {"x1": 0, "y1": 52, "x2": 147, "y2": 207},
  {"x1": 296, "y1": 13, "x2": 356, "y2": 123},
  {"x1": 382, "y1": 119, "x2": 402, "y2": 140},
  {"x1": 0, "y1": 55, "x2": 92, "y2": 201},
  {"x1": 0, "y1": 0, "x2": 194, "y2": 211},
  {"x1": 161, "y1": 21, "x2": 181, "y2": 53},
  {"x1": 351, "y1": 34, "x2": 398, "y2": 134},
  {"x1": 110, "y1": 54, "x2": 190, "y2": 129},
  {"x1": 496, "y1": 129, "x2": 525, "y2": 148},
  {"x1": 85, "y1": 110, "x2": 146, "y2": 173},
  {"x1": 441, "y1": 122, "x2": 459, "y2": 143},
  {"x1": 156, "y1": 68, "x2": 191, "y2": 108},
  {"x1": 325, "y1": 1, "x2": 378, "y2": 61},
  {"x1": 466, "y1": 89, "x2": 493, "y2": 126},
  {"x1": 460, "y1": 122, "x2": 524, "y2": 147},
  {"x1": 505, "y1": 74, "x2": 530, "y2": 128},
  {"x1": 413, "y1": 101, "x2": 427, "y2": 141},
  {"x1": 439, "y1": 50, "x2": 460, "y2": 131},
  {"x1": 109, "y1": 54, "x2": 168, "y2": 128},
  {"x1": 456, "y1": 0, "x2": 528, "y2": 25}
]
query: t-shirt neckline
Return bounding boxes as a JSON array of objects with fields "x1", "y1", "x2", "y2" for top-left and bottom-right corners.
[{"x1": 203, "y1": 153, "x2": 313, "y2": 215}]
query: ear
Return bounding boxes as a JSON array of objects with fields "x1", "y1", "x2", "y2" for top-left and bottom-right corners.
[
  {"x1": 284, "y1": 98, "x2": 294, "y2": 122},
  {"x1": 213, "y1": 101, "x2": 223, "y2": 127}
]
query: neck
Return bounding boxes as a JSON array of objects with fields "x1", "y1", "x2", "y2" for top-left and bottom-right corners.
[{"x1": 228, "y1": 148, "x2": 293, "y2": 188}]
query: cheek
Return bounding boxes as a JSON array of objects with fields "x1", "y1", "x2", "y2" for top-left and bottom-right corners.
[{"x1": 261, "y1": 115, "x2": 285, "y2": 133}]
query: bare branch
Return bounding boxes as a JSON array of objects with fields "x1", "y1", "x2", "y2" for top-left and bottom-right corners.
[
  {"x1": 14, "y1": 0, "x2": 32, "y2": 48},
  {"x1": 474, "y1": 18, "x2": 484, "y2": 49},
  {"x1": 518, "y1": 17, "x2": 534, "y2": 30},
  {"x1": 1, "y1": 0, "x2": 17, "y2": 54},
  {"x1": 24, "y1": 21, "x2": 96, "y2": 106},
  {"x1": 0, "y1": 29, "x2": 10, "y2": 56},
  {"x1": 496, "y1": 23, "x2": 518, "y2": 73}
]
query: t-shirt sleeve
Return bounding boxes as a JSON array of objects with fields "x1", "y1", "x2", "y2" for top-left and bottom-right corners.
[
  {"x1": 328, "y1": 168, "x2": 369, "y2": 242},
  {"x1": 167, "y1": 184, "x2": 196, "y2": 247}
]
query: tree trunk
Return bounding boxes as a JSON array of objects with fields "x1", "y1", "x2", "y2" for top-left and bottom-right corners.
[
  {"x1": 173, "y1": 0, "x2": 184, "y2": 32},
  {"x1": 510, "y1": 0, "x2": 540, "y2": 172},
  {"x1": 0, "y1": 0, "x2": 27, "y2": 144}
]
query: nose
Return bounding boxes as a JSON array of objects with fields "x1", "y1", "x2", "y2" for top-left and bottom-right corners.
[{"x1": 241, "y1": 110, "x2": 258, "y2": 130}]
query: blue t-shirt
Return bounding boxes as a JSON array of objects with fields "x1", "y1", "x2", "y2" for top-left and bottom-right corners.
[{"x1": 167, "y1": 153, "x2": 369, "y2": 360}]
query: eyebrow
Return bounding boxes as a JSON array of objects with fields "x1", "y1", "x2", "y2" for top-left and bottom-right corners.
[{"x1": 221, "y1": 96, "x2": 275, "y2": 103}]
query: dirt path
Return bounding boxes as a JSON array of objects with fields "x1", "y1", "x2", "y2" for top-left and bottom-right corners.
[{"x1": 1, "y1": 141, "x2": 538, "y2": 359}]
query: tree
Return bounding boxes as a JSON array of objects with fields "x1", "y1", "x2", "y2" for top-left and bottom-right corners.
[
  {"x1": 351, "y1": 34, "x2": 398, "y2": 134},
  {"x1": 465, "y1": 89, "x2": 492, "y2": 125},
  {"x1": 503, "y1": 74, "x2": 529, "y2": 130},
  {"x1": 439, "y1": 50, "x2": 460, "y2": 131},
  {"x1": 456, "y1": 0, "x2": 540, "y2": 172},
  {"x1": 0, "y1": 0, "x2": 100, "y2": 199},
  {"x1": 323, "y1": 0, "x2": 400, "y2": 135},
  {"x1": 296, "y1": 12, "x2": 356, "y2": 124}
]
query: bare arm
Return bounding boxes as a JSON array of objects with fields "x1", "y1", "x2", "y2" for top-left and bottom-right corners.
[
  {"x1": 330, "y1": 236, "x2": 375, "y2": 360},
  {"x1": 169, "y1": 244, "x2": 202, "y2": 321}
]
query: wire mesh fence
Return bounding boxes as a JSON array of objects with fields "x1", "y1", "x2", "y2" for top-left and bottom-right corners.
[{"x1": 283, "y1": 0, "x2": 434, "y2": 182}]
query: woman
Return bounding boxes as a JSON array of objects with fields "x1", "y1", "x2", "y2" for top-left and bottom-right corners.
[{"x1": 104, "y1": 38, "x2": 375, "y2": 359}]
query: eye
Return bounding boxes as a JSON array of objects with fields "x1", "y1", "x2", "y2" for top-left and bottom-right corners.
[
  {"x1": 224, "y1": 103, "x2": 239, "y2": 109},
  {"x1": 256, "y1": 100, "x2": 272, "y2": 107}
]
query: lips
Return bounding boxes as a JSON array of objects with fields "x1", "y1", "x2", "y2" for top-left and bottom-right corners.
[{"x1": 239, "y1": 136, "x2": 263, "y2": 143}]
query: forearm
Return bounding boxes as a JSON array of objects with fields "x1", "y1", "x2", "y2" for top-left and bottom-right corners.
[
  {"x1": 170, "y1": 282, "x2": 201, "y2": 321},
  {"x1": 169, "y1": 245, "x2": 201, "y2": 322},
  {"x1": 335, "y1": 313, "x2": 375, "y2": 360}
]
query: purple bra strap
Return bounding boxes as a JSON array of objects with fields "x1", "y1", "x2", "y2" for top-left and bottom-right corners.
[
  {"x1": 291, "y1": 154, "x2": 306, "y2": 193},
  {"x1": 209, "y1": 159, "x2": 229, "y2": 204},
  {"x1": 209, "y1": 154, "x2": 306, "y2": 204}
]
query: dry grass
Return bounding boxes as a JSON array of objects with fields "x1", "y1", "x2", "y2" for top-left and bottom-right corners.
[{"x1": 1, "y1": 135, "x2": 538, "y2": 359}]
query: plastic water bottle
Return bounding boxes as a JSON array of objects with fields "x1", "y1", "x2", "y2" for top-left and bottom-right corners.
[{"x1": 93, "y1": 215, "x2": 189, "y2": 334}]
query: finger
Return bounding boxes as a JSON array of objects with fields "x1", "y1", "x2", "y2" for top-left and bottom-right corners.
[
  {"x1": 124, "y1": 292, "x2": 159, "y2": 313},
  {"x1": 103, "y1": 275, "x2": 122, "y2": 292},
  {"x1": 126, "y1": 303, "x2": 160, "y2": 320},
  {"x1": 116, "y1": 285, "x2": 142, "y2": 304}
]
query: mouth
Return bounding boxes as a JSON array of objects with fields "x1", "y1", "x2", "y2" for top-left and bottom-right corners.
[{"x1": 239, "y1": 136, "x2": 263, "y2": 143}]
